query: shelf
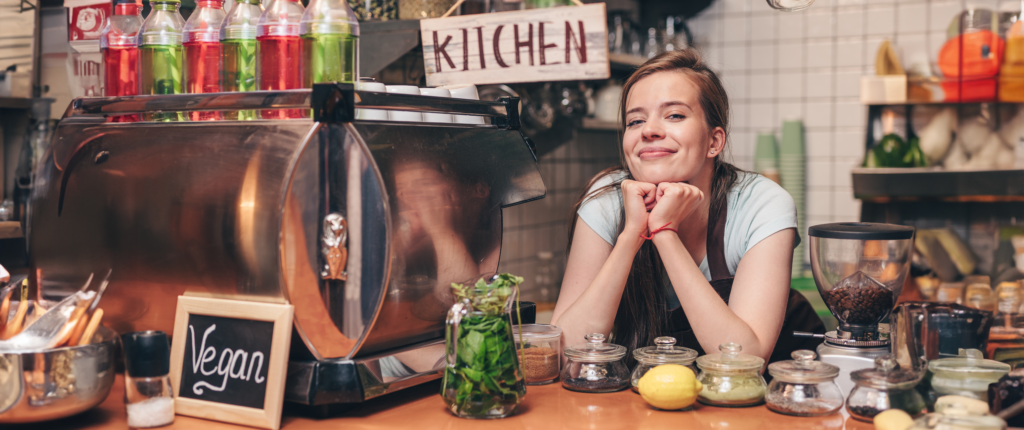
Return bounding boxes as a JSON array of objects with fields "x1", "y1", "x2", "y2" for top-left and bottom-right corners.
[
  {"x1": 0, "y1": 97, "x2": 31, "y2": 109},
  {"x1": 580, "y1": 117, "x2": 619, "y2": 131},
  {"x1": 865, "y1": 100, "x2": 1008, "y2": 107},
  {"x1": 0, "y1": 221, "x2": 22, "y2": 239},
  {"x1": 360, "y1": 19, "x2": 422, "y2": 77},
  {"x1": 852, "y1": 168, "x2": 1024, "y2": 201}
]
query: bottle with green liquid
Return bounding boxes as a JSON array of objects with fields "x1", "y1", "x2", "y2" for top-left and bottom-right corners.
[
  {"x1": 220, "y1": 0, "x2": 263, "y2": 120},
  {"x1": 300, "y1": 0, "x2": 358, "y2": 88},
  {"x1": 138, "y1": 0, "x2": 186, "y2": 121}
]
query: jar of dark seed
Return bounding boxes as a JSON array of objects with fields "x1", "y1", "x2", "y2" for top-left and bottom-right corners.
[
  {"x1": 765, "y1": 350, "x2": 844, "y2": 417},
  {"x1": 630, "y1": 336, "x2": 698, "y2": 393},
  {"x1": 561, "y1": 333, "x2": 629, "y2": 393},
  {"x1": 847, "y1": 355, "x2": 926, "y2": 422},
  {"x1": 398, "y1": 0, "x2": 456, "y2": 19}
]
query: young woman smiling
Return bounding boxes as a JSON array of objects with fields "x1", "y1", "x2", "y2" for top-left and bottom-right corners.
[{"x1": 551, "y1": 49, "x2": 823, "y2": 366}]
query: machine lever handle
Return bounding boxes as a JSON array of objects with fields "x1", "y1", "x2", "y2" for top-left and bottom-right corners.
[{"x1": 792, "y1": 331, "x2": 825, "y2": 339}]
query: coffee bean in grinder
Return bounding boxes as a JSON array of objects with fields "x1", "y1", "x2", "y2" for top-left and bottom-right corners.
[{"x1": 794, "y1": 223, "x2": 916, "y2": 397}]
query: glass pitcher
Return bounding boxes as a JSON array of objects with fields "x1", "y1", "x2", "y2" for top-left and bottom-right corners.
[{"x1": 441, "y1": 274, "x2": 527, "y2": 419}]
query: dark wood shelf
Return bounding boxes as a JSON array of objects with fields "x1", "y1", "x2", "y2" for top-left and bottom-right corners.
[{"x1": 852, "y1": 168, "x2": 1024, "y2": 201}]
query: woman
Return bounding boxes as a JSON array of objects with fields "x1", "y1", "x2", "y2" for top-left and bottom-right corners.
[{"x1": 551, "y1": 49, "x2": 823, "y2": 366}]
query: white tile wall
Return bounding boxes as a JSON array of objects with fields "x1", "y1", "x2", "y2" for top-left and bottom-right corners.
[{"x1": 687, "y1": 0, "x2": 976, "y2": 261}]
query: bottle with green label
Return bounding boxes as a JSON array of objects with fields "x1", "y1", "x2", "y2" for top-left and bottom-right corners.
[
  {"x1": 138, "y1": 0, "x2": 186, "y2": 121},
  {"x1": 299, "y1": 0, "x2": 358, "y2": 87},
  {"x1": 220, "y1": 0, "x2": 263, "y2": 120}
]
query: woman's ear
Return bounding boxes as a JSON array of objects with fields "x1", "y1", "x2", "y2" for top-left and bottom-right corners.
[{"x1": 707, "y1": 126, "x2": 726, "y2": 159}]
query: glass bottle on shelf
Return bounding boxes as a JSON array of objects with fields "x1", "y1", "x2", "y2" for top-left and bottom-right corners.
[
  {"x1": 183, "y1": 0, "x2": 226, "y2": 121},
  {"x1": 101, "y1": 0, "x2": 143, "y2": 122},
  {"x1": 220, "y1": 0, "x2": 262, "y2": 120},
  {"x1": 256, "y1": 0, "x2": 304, "y2": 119},
  {"x1": 300, "y1": 0, "x2": 358, "y2": 87},
  {"x1": 138, "y1": 0, "x2": 186, "y2": 121}
]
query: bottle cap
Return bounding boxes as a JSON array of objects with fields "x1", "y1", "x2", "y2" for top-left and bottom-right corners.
[
  {"x1": 149, "y1": 0, "x2": 181, "y2": 4},
  {"x1": 121, "y1": 331, "x2": 171, "y2": 378}
]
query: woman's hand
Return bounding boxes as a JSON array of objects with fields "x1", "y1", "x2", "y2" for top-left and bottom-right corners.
[
  {"x1": 621, "y1": 180, "x2": 657, "y2": 237},
  {"x1": 648, "y1": 182, "x2": 704, "y2": 231}
]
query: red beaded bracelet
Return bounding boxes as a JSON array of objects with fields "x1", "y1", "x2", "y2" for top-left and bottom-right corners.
[{"x1": 641, "y1": 223, "x2": 678, "y2": 240}]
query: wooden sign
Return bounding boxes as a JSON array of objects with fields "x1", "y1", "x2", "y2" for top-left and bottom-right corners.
[
  {"x1": 421, "y1": 3, "x2": 610, "y2": 87},
  {"x1": 170, "y1": 296, "x2": 293, "y2": 430}
]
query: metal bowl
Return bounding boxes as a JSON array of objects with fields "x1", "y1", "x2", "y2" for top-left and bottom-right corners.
[{"x1": 0, "y1": 325, "x2": 118, "y2": 423}]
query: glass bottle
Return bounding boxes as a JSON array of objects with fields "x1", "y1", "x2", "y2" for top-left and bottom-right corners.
[
  {"x1": 220, "y1": 0, "x2": 262, "y2": 120},
  {"x1": 183, "y1": 0, "x2": 226, "y2": 121},
  {"x1": 300, "y1": 0, "x2": 358, "y2": 88},
  {"x1": 561, "y1": 333, "x2": 630, "y2": 393},
  {"x1": 928, "y1": 348, "x2": 1010, "y2": 402},
  {"x1": 121, "y1": 331, "x2": 174, "y2": 429},
  {"x1": 256, "y1": 0, "x2": 304, "y2": 119},
  {"x1": 846, "y1": 355, "x2": 925, "y2": 422},
  {"x1": 630, "y1": 336, "x2": 698, "y2": 393},
  {"x1": 441, "y1": 274, "x2": 526, "y2": 419},
  {"x1": 138, "y1": 0, "x2": 185, "y2": 121},
  {"x1": 101, "y1": 0, "x2": 143, "y2": 122},
  {"x1": 695, "y1": 342, "x2": 767, "y2": 407},
  {"x1": 765, "y1": 350, "x2": 844, "y2": 417}
]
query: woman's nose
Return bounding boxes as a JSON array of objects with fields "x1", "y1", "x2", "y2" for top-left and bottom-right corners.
[{"x1": 641, "y1": 118, "x2": 663, "y2": 140}]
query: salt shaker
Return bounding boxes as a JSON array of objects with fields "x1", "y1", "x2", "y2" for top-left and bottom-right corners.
[{"x1": 122, "y1": 331, "x2": 175, "y2": 429}]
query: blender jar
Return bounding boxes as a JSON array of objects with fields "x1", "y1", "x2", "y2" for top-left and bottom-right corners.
[
  {"x1": 561, "y1": 333, "x2": 629, "y2": 393},
  {"x1": 809, "y1": 222, "x2": 915, "y2": 341},
  {"x1": 630, "y1": 336, "x2": 698, "y2": 393},
  {"x1": 765, "y1": 350, "x2": 844, "y2": 416},
  {"x1": 696, "y1": 343, "x2": 767, "y2": 407},
  {"x1": 847, "y1": 355, "x2": 926, "y2": 422},
  {"x1": 512, "y1": 324, "x2": 562, "y2": 385},
  {"x1": 928, "y1": 348, "x2": 1010, "y2": 401}
]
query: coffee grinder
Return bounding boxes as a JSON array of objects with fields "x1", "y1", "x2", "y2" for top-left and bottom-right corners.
[{"x1": 803, "y1": 222, "x2": 915, "y2": 395}]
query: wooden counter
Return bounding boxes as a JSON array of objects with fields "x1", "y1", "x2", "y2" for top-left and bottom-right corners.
[{"x1": 8, "y1": 374, "x2": 876, "y2": 430}]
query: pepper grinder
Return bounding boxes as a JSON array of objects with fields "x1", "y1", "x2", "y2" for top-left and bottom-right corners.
[{"x1": 122, "y1": 331, "x2": 175, "y2": 429}]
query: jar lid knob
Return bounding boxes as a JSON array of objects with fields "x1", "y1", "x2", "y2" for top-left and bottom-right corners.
[
  {"x1": 585, "y1": 333, "x2": 606, "y2": 349},
  {"x1": 791, "y1": 349, "x2": 816, "y2": 367},
  {"x1": 720, "y1": 342, "x2": 741, "y2": 358},
  {"x1": 875, "y1": 354, "x2": 897, "y2": 372},
  {"x1": 960, "y1": 348, "x2": 983, "y2": 360},
  {"x1": 654, "y1": 336, "x2": 676, "y2": 350}
]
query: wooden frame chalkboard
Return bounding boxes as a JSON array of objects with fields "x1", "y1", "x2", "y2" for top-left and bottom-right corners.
[{"x1": 169, "y1": 296, "x2": 293, "y2": 430}]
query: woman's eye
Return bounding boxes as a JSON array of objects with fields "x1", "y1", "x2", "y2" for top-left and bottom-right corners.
[
  {"x1": 626, "y1": 119, "x2": 644, "y2": 127},
  {"x1": 668, "y1": 114, "x2": 686, "y2": 120}
]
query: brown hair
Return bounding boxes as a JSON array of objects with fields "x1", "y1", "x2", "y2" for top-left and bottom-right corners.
[{"x1": 567, "y1": 48, "x2": 742, "y2": 366}]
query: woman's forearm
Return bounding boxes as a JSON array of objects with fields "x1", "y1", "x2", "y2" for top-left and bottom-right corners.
[
  {"x1": 652, "y1": 233, "x2": 772, "y2": 359},
  {"x1": 552, "y1": 232, "x2": 645, "y2": 346}
]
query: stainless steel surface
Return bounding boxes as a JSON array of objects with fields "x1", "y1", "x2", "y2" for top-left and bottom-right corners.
[
  {"x1": 355, "y1": 338, "x2": 445, "y2": 400},
  {"x1": 816, "y1": 342, "x2": 890, "y2": 398},
  {"x1": 890, "y1": 302, "x2": 994, "y2": 372},
  {"x1": 0, "y1": 324, "x2": 118, "y2": 423},
  {"x1": 852, "y1": 167, "x2": 1024, "y2": 200},
  {"x1": 31, "y1": 93, "x2": 545, "y2": 372},
  {"x1": 822, "y1": 331, "x2": 890, "y2": 347}
]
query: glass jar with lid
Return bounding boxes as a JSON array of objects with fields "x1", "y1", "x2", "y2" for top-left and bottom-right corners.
[
  {"x1": 561, "y1": 333, "x2": 629, "y2": 393},
  {"x1": 630, "y1": 336, "x2": 698, "y2": 393},
  {"x1": 928, "y1": 348, "x2": 1010, "y2": 401},
  {"x1": 765, "y1": 350, "x2": 844, "y2": 416},
  {"x1": 847, "y1": 355, "x2": 926, "y2": 422},
  {"x1": 512, "y1": 324, "x2": 562, "y2": 385},
  {"x1": 909, "y1": 413, "x2": 1007, "y2": 430},
  {"x1": 695, "y1": 342, "x2": 767, "y2": 407}
]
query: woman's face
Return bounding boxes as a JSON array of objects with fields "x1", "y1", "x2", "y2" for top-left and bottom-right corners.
[{"x1": 622, "y1": 71, "x2": 723, "y2": 185}]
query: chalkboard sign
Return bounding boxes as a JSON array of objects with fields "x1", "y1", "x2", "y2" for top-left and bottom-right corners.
[{"x1": 170, "y1": 296, "x2": 293, "y2": 430}]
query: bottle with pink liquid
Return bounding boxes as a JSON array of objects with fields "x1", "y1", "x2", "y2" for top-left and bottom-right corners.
[
  {"x1": 256, "y1": 0, "x2": 304, "y2": 119},
  {"x1": 183, "y1": 0, "x2": 226, "y2": 120},
  {"x1": 100, "y1": 0, "x2": 143, "y2": 122}
]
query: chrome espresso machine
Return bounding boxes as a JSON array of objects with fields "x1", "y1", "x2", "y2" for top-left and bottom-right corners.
[{"x1": 26, "y1": 84, "x2": 545, "y2": 408}]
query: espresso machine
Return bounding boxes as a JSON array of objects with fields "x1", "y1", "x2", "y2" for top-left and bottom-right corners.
[
  {"x1": 803, "y1": 222, "x2": 916, "y2": 395},
  {"x1": 27, "y1": 84, "x2": 545, "y2": 409}
]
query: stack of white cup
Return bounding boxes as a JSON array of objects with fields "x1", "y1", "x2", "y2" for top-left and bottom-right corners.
[{"x1": 355, "y1": 80, "x2": 485, "y2": 124}]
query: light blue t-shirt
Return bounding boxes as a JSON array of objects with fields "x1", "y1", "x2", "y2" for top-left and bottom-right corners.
[{"x1": 577, "y1": 171, "x2": 800, "y2": 283}]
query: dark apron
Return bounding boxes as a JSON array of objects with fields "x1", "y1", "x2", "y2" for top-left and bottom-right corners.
[{"x1": 668, "y1": 202, "x2": 824, "y2": 365}]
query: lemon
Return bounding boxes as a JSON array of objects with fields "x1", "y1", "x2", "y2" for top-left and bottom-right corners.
[{"x1": 638, "y1": 364, "x2": 702, "y2": 410}]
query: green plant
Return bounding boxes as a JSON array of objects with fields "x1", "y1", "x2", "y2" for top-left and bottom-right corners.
[{"x1": 442, "y1": 274, "x2": 527, "y2": 418}]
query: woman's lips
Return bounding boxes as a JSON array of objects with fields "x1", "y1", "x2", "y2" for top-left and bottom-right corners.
[{"x1": 637, "y1": 146, "x2": 676, "y2": 160}]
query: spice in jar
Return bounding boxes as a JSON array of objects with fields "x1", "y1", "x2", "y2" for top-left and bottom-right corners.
[
  {"x1": 765, "y1": 393, "x2": 843, "y2": 416},
  {"x1": 824, "y1": 272, "x2": 894, "y2": 325},
  {"x1": 563, "y1": 376, "x2": 630, "y2": 392},
  {"x1": 521, "y1": 347, "x2": 559, "y2": 382}
]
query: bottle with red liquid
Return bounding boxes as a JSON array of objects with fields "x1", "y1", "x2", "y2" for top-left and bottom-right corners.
[
  {"x1": 256, "y1": 0, "x2": 304, "y2": 119},
  {"x1": 100, "y1": 0, "x2": 143, "y2": 122},
  {"x1": 183, "y1": 0, "x2": 226, "y2": 120}
]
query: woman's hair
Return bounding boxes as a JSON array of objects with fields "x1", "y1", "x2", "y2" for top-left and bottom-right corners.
[{"x1": 566, "y1": 48, "x2": 742, "y2": 367}]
